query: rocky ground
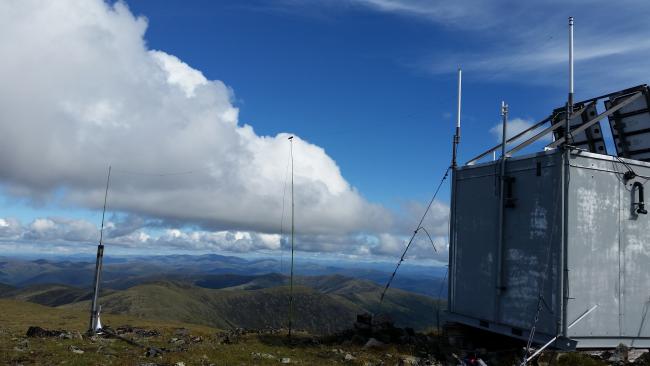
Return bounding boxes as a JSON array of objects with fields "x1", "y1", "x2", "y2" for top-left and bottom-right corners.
[{"x1": 1, "y1": 299, "x2": 649, "y2": 365}]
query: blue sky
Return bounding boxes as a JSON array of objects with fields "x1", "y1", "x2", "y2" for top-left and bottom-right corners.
[{"x1": 0, "y1": 0, "x2": 648, "y2": 261}]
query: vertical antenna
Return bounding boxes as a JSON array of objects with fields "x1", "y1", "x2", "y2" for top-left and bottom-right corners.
[
  {"x1": 287, "y1": 136, "x2": 295, "y2": 338},
  {"x1": 452, "y1": 68, "x2": 462, "y2": 168},
  {"x1": 500, "y1": 102, "x2": 508, "y2": 158},
  {"x1": 560, "y1": 16, "x2": 575, "y2": 339},
  {"x1": 566, "y1": 16, "x2": 574, "y2": 144},
  {"x1": 99, "y1": 166, "x2": 111, "y2": 245},
  {"x1": 496, "y1": 102, "x2": 508, "y2": 299},
  {"x1": 89, "y1": 165, "x2": 111, "y2": 334}
]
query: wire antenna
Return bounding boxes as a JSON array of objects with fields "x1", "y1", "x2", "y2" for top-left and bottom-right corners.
[
  {"x1": 287, "y1": 136, "x2": 296, "y2": 339},
  {"x1": 379, "y1": 167, "x2": 450, "y2": 307},
  {"x1": 279, "y1": 154, "x2": 291, "y2": 274},
  {"x1": 99, "y1": 166, "x2": 112, "y2": 245}
]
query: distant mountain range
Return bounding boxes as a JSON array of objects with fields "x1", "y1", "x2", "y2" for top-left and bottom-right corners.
[
  {"x1": 0, "y1": 254, "x2": 447, "y2": 298},
  {"x1": 0, "y1": 254, "x2": 447, "y2": 334}
]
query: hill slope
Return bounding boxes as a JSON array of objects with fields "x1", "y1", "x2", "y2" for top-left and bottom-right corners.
[
  {"x1": 0, "y1": 298, "x2": 433, "y2": 366},
  {"x1": 64, "y1": 281, "x2": 363, "y2": 334},
  {"x1": 58, "y1": 275, "x2": 443, "y2": 334}
]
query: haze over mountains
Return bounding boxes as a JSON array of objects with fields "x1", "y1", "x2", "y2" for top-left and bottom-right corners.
[{"x1": 0, "y1": 254, "x2": 447, "y2": 334}]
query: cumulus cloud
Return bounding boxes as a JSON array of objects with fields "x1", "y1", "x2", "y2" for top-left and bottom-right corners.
[
  {"x1": 0, "y1": 0, "x2": 392, "y2": 245},
  {"x1": 0, "y1": 0, "x2": 452, "y2": 260}
]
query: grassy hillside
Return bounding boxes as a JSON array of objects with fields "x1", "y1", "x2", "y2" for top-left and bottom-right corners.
[
  {"x1": 63, "y1": 281, "x2": 363, "y2": 334},
  {"x1": 1, "y1": 299, "x2": 416, "y2": 365},
  {"x1": 1, "y1": 283, "x2": 94, "y2": 306},
  {"x1": 1, "y1": 273, "x2": 444, "y2": 334},
  {"x1": 0, "y1": 282, "x2": 15, "y2": 295}
]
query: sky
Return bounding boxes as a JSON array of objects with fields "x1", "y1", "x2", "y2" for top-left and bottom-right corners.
[{"x1": 0, "y1": 0, "x2": 649, "y2": 264}]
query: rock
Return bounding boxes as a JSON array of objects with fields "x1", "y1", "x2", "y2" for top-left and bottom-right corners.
[
  {"x1": 69, "y1": 345, "x2": 84, "y2": 354},
  {"x1": 398, "y1": 355, "x2": 419, "y2": 366},
  {"x1": 251, "y1": 352, "x2": 276, "y2": 360},
  {"x1": 633, "y1": 351, "x2": 650, "y2": 364},
  {"x1": 281, "y1": 357, "x2": 291, "y2": 363},
  {"x1": 169, "y1": 337, "x2": 185, "y2": 345},
  {"x1": 174, "y1": 328, "x2": 190, "y2": 336},
  {"x1": 355, "y1": 313, "x2": 373, "y2": 331},
  {"x1": 136, "y1": 328, "x2": 161, "y2": 337},
  {"x1": 344, "y1": 353, "x2": 356, "y2": 361},
  {"x1": 174, "y1": 362, "x2": 186, "y2": 366},
  {"x1": 364, "y1": 338, "x2": 386, "y2": 349},
  {"x1": 26, "y1": 326, "x2": 63, "y2": 338},
  {"x1": 58, "y1": 331, "x2": 82, "y2": 340},
  {"x1": 145, "y1": 347, "x2": 163, "y2": 358},
  {"x1": 190, "y1": 335, "x2": 203, "y2": 343}
]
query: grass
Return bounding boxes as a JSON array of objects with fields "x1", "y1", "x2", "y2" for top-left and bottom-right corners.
[{"x1": 0, "y1": 299, "x2": 415, "y2": 365}]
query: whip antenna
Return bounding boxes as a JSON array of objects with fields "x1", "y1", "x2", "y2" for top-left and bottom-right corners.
[
  {"x1": 452, "y1": 68, "x2": 462, "y2": 168},
  {"x1": 88, "y1": 165, "x2": 111, "y2": 334},
  {"x1": 287, "y1": 137, "x2": 296, "y2": 338}
]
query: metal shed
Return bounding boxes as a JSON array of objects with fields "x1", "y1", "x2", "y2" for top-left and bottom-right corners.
[{"x1": 447, "y1": 85, "x2": 650, "y2": 349}]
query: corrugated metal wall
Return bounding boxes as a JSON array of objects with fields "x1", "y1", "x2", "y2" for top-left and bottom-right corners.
[{"x1": 449, "y1": 149, "x2": 650, "y2": 347}]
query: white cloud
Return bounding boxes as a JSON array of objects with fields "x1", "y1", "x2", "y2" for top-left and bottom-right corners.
[
  {"x1": 22, "y1": 217, "x2": 97, "y2": 242},
  {"x1": 0, "y1": 1, "x2": 457, "y2": 260},
  {"x1": 489, "y1": 117, "x2": 552, "y2": 145},
  {"x1": 150, "y1": 51, "x2": 208, "y2": 98},
  {"x1": 317, "y1": 0, "x2": 650, "y2": 93},
  {"x1": 0, "y1": 0, "x2": 392, "y2": 245},
  {"x1": 349, "y1": 0, "x2": 499, "y2": 29}
]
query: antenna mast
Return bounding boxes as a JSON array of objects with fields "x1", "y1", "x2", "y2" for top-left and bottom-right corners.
[
  {"x1": 560, "y1": 16, "x2": 574, "y2": 339},
  {"x1": 287, "y1": 136, "x2": 295, "y2": 338},
  {"x1": 452, "y1": 68, "x2": 462, "y2": 168},
  {"x1": 88, "y1": 165, "x2": 111, "y2": 334}
]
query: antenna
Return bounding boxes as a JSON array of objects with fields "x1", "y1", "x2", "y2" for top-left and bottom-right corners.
[
  {"x1": 560, "y1": 16, "x2": 575, "y2": 339},
  {"x1": 88, "y1": 165, "x2": 111, "y2": 334},
  {"x1": 495, "y1": 102, "x2": 508, "y2": 297},
  {"x1": 452, "y1": 68, "x2": 462, "y2": 168},
  {"x1": 287, "y1": 136, "x2": 295, "y2": 338},
  {"x1": 566, "y1": 16, "x2": 574, "y2": 145}
]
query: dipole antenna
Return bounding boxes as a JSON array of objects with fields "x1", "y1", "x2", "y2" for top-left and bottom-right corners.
[
  {"x1": 88, "y1": 165, "x2": 111, "y2": 334},
  {"x1": 287, "y1": 136, "x2": 295, "y2": 338},
  {"x1": 452, "y1": 68, "x2": 462, "y2": 168}
]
